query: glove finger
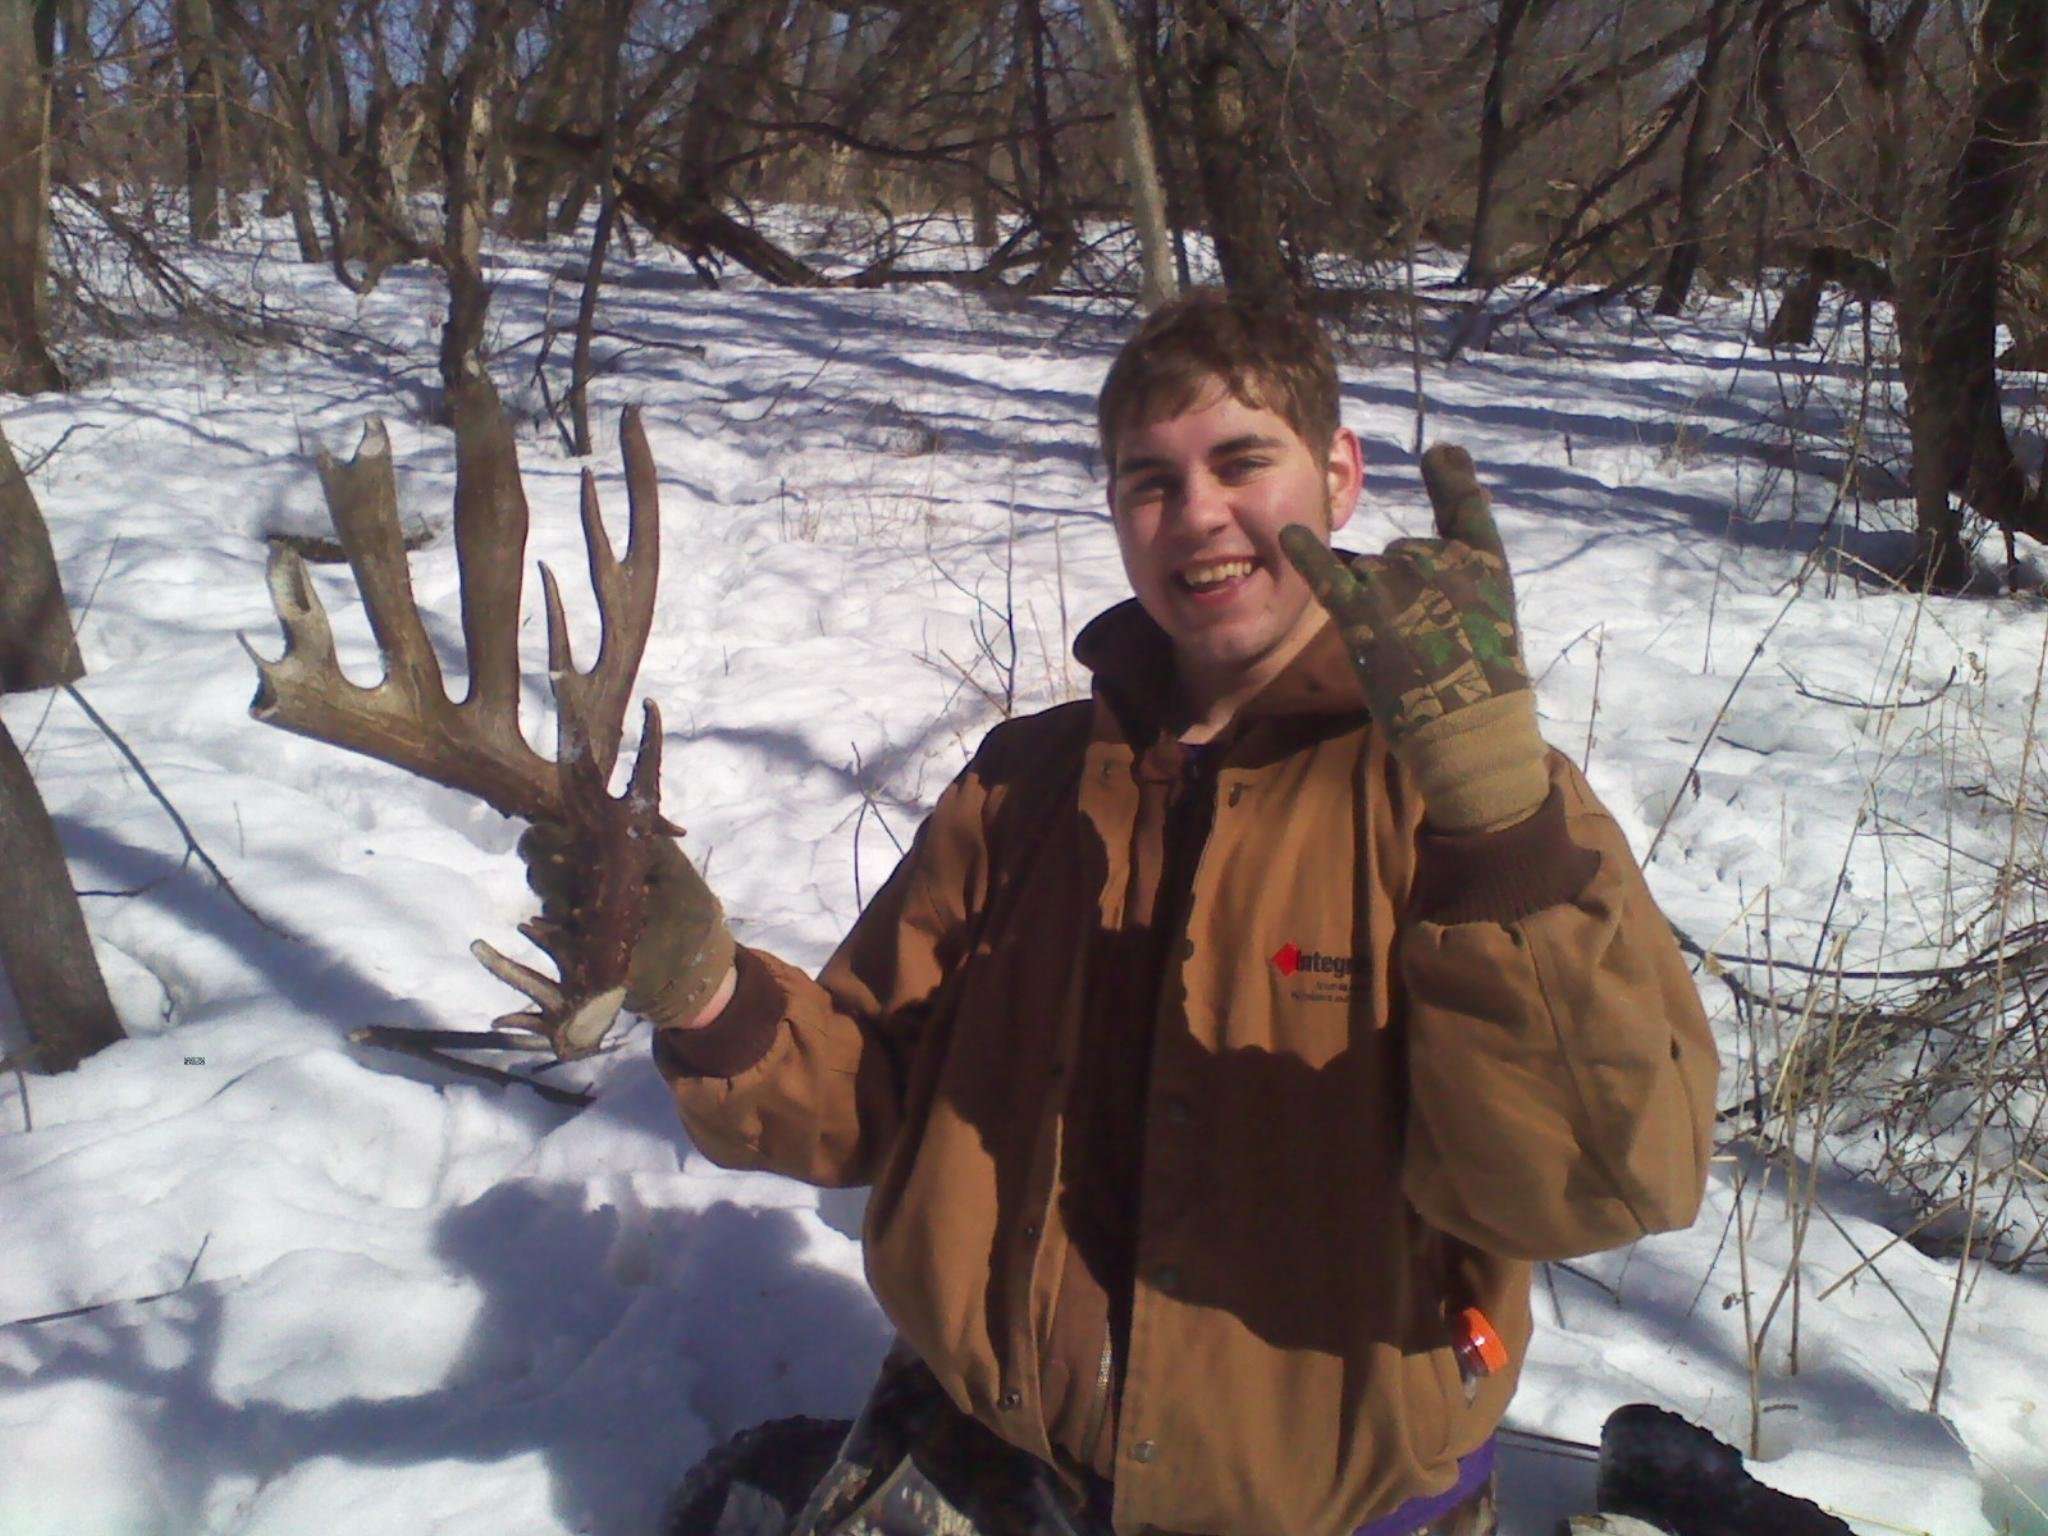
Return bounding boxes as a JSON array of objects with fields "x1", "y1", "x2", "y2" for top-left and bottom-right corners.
[
  {"x1": 517, "y1": 821, "x2": 580, "y2": 906},
  {"x1": 517, "y1": 821, "x2": 573, "y2": 864},
  {"x1": 1419, "y1": 444, "x2": 1505, "y2": 560},
  {"x1": 1279, "y1": 524, "x2": 1356, "y2": 608},
  {"x1": 1282, "y1": 526, "x2": 1385, "y2": 656}
]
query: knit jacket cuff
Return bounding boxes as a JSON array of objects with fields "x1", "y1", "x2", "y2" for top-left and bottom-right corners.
[
  {"x1": 651, "y1": 946, "x2": 783, "y2": 1079},
  {"x1": 1407, "y1": 780, "x2": 1601, "y2": 925},
  {"x1": 1403, "y1": 688, "x2": 1550, "y2": 833}
]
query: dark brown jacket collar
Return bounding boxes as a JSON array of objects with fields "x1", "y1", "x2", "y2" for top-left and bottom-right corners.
[{"x1": 1073, "y1": 586, "x2": 1370, "y2": 759}]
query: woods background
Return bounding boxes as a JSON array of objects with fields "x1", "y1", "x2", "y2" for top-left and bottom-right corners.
[
  {"x1": 5, "y1": 0, "x2": 2047, "y2": 592},
  {"x1": 4, "y1": 0, "x2": 2048, "y2": 593}
]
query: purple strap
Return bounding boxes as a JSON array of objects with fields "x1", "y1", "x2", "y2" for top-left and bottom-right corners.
[{"x1": 1352, "y1": 1436, "x2": 1497, "y2": 1536}]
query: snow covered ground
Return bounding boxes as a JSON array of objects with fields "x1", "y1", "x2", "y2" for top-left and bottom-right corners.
[{"x1": 4, "y1": 207, "x2": 2047, "y2": 1535}]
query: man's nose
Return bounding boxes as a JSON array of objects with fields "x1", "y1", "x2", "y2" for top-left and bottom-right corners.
[{"x1": 1173, "y1": 469, "x2": 1232, "y2": 530}]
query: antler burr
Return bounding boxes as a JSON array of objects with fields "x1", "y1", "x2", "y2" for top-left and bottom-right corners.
[{"x1": 245, "y1": 395, "x2": 670, "y2": 1059}]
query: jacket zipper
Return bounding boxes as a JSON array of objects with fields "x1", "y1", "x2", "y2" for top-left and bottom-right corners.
[
  {"x1": 1091, "y1": 748, "x2": 1220, "y2": 1472},
  {"x1": 1086, "y1": 1333, "x2": 1115, "y2": 1467}
]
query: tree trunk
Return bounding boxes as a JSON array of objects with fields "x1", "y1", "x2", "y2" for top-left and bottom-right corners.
[
  {"x1": 1184, "y1": 0, "x2": 1293, "y2": 310},
  {"x1": 436, "y1": 33, "x2": 507, "y2": 406},
  {"x1": 0, "y1": 425, "x2": 120, "y2": 1073},
  {"x1": 1764, "y1": 259, "x2": 1824, "y2": 346},
  {"x1": 1654, "y1": 0, "x2": 1739, "y2": 315},
  {"x1": 1015, "y1": 0, "x2": 1078, "y2": 295},
  {"x1": 504, "y1": 151, "x2": 563, "y2": 239},
  {"x1": 275, "y1": 129, "x2": 322, "y2": 262},
  {"x1": 0, "y1": 0, "x2": 64, "y2": 395},
  {"x1": 1896, "y1": 0, "x2": 2048, "y2": 591},
  {"x1": 1078, "y1": 0, "x2": 1176, "y2": 310},
  {"x1": 0, "y1": 425, "x2": 83, "y2": 691},
  {"x1": 1462, "y1": 0, "x2": 1538, "y2": 287},
  {"x1": 46, "y1": 0, "x2": 93, "y2": 183},
  {"x1": 552, "y1": 170, "x2": 594, "y2": 236},
  {"x1": 0, "y1": 712, "x2": 124, "y2": 1072},
  {"x1": 966, "y1": 17, "x2": 1005, "y2": 248},
  {"x1": 569, "y1": 0, "x2": 630, "y2": 458},
  {"x1": 176, "y1": 0, "x2": 227, "y2": 239}
]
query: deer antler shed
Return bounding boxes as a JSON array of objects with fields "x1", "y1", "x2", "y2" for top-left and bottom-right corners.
[{"x1": 244, "y1": 399, "x2": 674, "y2": 1061}]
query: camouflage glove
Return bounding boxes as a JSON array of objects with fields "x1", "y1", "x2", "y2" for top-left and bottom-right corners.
[
  {"x1": 518, "y1": 824, "x2": 737, "y2": 1027},
  {"x1": 1279, "y1": 444, "x2": 1547, "y2": 833}
]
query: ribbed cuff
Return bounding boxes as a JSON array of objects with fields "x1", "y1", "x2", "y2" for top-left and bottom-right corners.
[
  {"x1": 1407, "y1": 782, "x2": 1600, "y2": 925},
  {"x1": 1404, "y1": 690, "x2": 1550, "y2": 833},
  {"x1": 651, "y1": 946, "x2": 783, "y2": 1079}
]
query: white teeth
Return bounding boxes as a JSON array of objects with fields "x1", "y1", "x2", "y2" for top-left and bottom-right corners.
[{"x1": 1182, "y1": 559, "x2": 1255, "y2": 590}]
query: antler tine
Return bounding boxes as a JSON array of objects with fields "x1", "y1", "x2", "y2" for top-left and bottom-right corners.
[
  {"x1": 624, "y1": 698, "x2": 665, "y2": 813},
  {"x1": 536, "y1": 561, "x2": 593, "y2": 770},
  {"x1": 244, "y1": 542, "x2": 347, "y2": 710},
  {"x1": 318, "y1": 420, "x2": 445, "y2": 712},
  {"x1": 247, "y1": 414, "x2": 561, "y2": 823},
  {"x1": 550, "y1": 408, "x2": 660, "y2": 779},
  {"x1": 449, "y1": 380, "x2": 531, "y2": 738}
]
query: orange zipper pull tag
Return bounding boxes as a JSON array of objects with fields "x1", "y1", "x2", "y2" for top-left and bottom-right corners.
[{"x1": 1450, "y1": 1305, "x2": 1509, "y2": 1405}]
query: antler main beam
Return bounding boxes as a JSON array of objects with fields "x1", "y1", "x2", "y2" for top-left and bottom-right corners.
[{"x1": 245, "y1": 396, "x2": 668, "y2": 1059}]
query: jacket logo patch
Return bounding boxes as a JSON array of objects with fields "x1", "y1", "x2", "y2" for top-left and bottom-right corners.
[{"x1": 1270, "y1": 942, "x2": 1357, "y2": 1003}]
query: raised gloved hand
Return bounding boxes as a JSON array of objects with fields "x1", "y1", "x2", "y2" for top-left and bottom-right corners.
[
  {"x1": 518, "y1": 824, "x2": 736, "y2": 1027},
  {"x1": 1279, "y1": 444, "x2": 1547, "y2": 834}
]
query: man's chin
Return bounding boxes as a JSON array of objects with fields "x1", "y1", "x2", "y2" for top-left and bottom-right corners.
[{"x1": 1170, "y1": 627, "x2": 1275, "y2": 682}]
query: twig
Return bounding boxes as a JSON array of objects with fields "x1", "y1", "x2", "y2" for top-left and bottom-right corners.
[
  {"x1": 62, "y1": 684, "x2": 290, "y2": 939},
  {"x1": 1931, "y1": 612, "x2": 2048, "y2": 1410},
  {"x1": 1406, "y1": 234, "x2": 1426, "y2": 454},
  {"x1": 351, "y1": 1025, "x2": 553, "y2": 1054},
  {"x1": 730, "y1": 343, "x2": 844, "y2": 426},
  {"x1": 1691, "y1": 931, "x2": 2048, "y2": 984},
  {"x1": 1583, "y1": 623, "x2": 1606, "y2": 774},
  {"x1": 1808, "y1": 1196, "x2": 1940, "y2": 1359},
  {"x1": 1782, "y1": 661, "x2": 1957, "y2": 712},
  {"x1": 1815, "y1": 1193, "x2": 1968, "y2": 1303},
  {"x1": 24, "y1": 537, "x2": 121, "y2": 757},
  {"x1": 5, "y1": 1233, "x2": 211, "y2": 1328},
  {"x1": 1644, "y1": 584, "x2": 1802, "y2": 867},
  {"x1": 1550, "y1": 1259, "x2": 1621, "y2": 1302},
  {"x1": 16, "y1": 423, "x2": 99, "y2": 478},
  {"x1": 348, "y1": 1027, "x2": 593, "y2": 1108}
]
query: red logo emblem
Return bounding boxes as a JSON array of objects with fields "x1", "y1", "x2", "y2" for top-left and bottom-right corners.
[{"x1": 1270, "y1": 942, "x2": 1302, "y2": 976}]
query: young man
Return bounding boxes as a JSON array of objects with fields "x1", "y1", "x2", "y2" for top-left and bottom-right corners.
[{"x1": 529, "y1": 292, "x2": 1719, "y2": 1536}]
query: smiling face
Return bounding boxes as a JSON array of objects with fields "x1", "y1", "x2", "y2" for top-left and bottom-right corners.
[{"x1": 1108, "y1": 379, "x2": 1363, "y2": 724}]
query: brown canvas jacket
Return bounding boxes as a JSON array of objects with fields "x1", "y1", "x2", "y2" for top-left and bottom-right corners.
[{"x1": 658, "y1": 598, "x2": 1720, "y2": 1536}]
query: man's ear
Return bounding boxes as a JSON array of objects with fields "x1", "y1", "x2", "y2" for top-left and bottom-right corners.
[{"x1": 1325, "y1": 427, "x2": 1364, "y2": 534}]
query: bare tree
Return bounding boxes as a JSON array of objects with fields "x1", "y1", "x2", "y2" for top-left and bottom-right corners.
[
  {"x1": 175, "y1": 0, "x2": 229, "y2": 239},
  {"x1": 0, "y1": 425, "x2": 123, "y2": 1072},
  {"x1": 568, "y1": 0, "x2": 632, "y2": 456},
  {"x1": 1895, "y1": 0, "x2": 2048, "y2": 589},
  {"x1": 1653, "y1": 0, "x2": 1742, "y2": 314},
  {"x1": 1463, "y1": 0, "x2": 1552, "y2": 286},
  {"x1": 1078, "y1": 0, "x2": 1175, "y2": 309},
  {"x1": 1459, "y1": 3, "x2": 1717, "y2": 288},
  {"x1": 1183, "y1": 0, "x2": 1295, "y2": 309},
  {"x1": 1, "y1": 0, "x2": 64, "y2": 393}
]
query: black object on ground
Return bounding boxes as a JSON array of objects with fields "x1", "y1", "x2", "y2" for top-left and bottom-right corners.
[
  {"x1": 664, "y1": 1416, "x2": 853, "y2": 1536},
  {"x1": 1596, "y1": 1404, "x2": 1854, "y2": 1536}
]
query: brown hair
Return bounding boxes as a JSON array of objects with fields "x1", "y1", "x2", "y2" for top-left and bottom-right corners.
[{"x1": 1096, "y1": 288, "x2": 1339, "y2": 468}]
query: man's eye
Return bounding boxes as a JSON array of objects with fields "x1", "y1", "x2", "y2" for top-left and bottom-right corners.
[{"x1": 1218, "y1": 458, "x2": 1268, "y2": 481}]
